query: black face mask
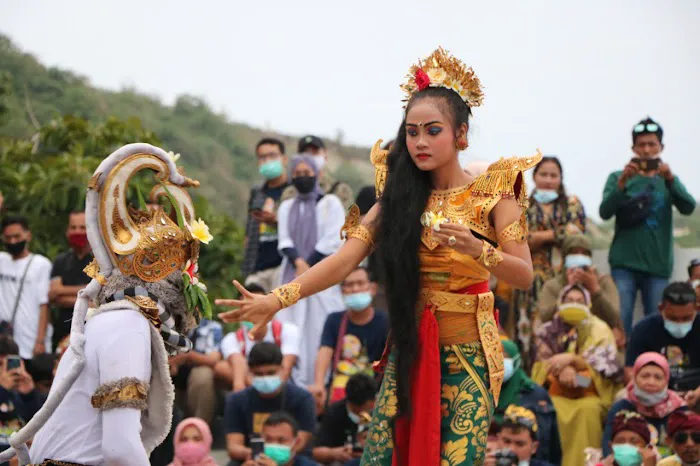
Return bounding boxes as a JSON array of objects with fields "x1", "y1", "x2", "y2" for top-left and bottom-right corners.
[
  {"x1": 293, "y1": 176, "x2": 317, "y2": 195},
  {"x1": 3, "y1": 241, "x2": 27, "y2": 257}
]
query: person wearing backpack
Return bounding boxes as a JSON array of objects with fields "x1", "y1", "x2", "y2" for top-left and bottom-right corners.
[{"x1": 599, "y1": 117, "x2": 696, "y2": 335}]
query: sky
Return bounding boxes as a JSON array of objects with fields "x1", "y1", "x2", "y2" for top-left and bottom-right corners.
[{"x1": 2, "y1": 0, "x2": 699, "y2": 219}]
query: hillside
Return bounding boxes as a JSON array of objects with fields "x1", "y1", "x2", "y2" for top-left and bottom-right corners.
[{"x1": 0, "y1": 34, "x2": 374, "y2": 220}]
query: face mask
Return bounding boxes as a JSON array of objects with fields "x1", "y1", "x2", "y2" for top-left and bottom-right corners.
[
  {"x1": 3, "y1": 241, "x2": 26, "y2": 257},
  {"x1": 533, "y1": 189, "x2": 559, "y2": 204},
  {"x1": 503, "y1": 358, "x2": 515, "y2": 382},
  {"x1": 347, "y1": 406, "x2": 362, "y2": 424},
  {"x1": 612, "y1": 443, "x2": 642, "y2": 466},
  {"x1": 264, "y1": 443, "x2": 292, "y2": 465},
  {"x1": 252, "y1": 375, "x2": 282, "y2": 395},
  {"x1": 633, "y1": 385, "x2": 668, "y2": 406},
  {"x1": 312, "y1": 155, "x2": 326, "y2": 170},
  {"x1": 664, "y1": 319, "x2": 693, "y2": 339},
  {"x1": 343, "y1": 292, "x2": 373, "y2": 312},
  {"x1": 292, "y1": 175, "x2": 316, "y2": 194},
  {"x1": 243, "y1": 321, "x2": 255, "y2": 332},
  {"x1": 518, "y1": 461, "x2": 530, "y2": 466},
  {"x1": 558, "y1": 302, "x2": 591, "y2": 326},
  {"x1": 565, "y1": 254, "x2": 593, "y2": 269},
  {"x1": 259, "y1": 159, "x2": 284, "y2": 180},
  {"x1": 68, "y1": 232, "x2": 89, "y2": 249},
  {"x1": 175, "y1": 441, "x2": 209, "y2": 464}
]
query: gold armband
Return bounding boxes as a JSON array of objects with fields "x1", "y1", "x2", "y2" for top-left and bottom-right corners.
[
  {"x1": 477, "y1": 241, "x2": 504, "y2": 268},
  {"x1": 498, "y1": 218, "x2": 528, "y2": 245},
  {"x1": 91, "y1": 377, "x2": 148, "y2": 411},
  {"x1": 341, "y1": 204, "x2": 375, "y2": 248},
  {"x1": 272, "y1": 283, "x2": 302, "y2": 309}
]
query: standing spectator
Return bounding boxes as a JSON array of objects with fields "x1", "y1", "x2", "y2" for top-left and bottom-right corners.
[
  {"x1": 603, "y1": 352, "x2": 687, "y2": 457},
  {"x1": 312, "y1": 373, "x2": 377, "y2": 465},
  {"x1": 658, "y1": 411, "x2": 700, "y2": 466},
  {"x1": 496, "y1": 405, "x2": 555, "y2": 466},
  {"x1": 688, "y1": 260, "x2": 700, "y2": 283},
  {"x1": 242, "y1": 138, "x2": 290, "y2": 292},
  {"x1": 538, "y1": 234, "x2": 623, "y2": 341},
  {"x1": 242, "y1": 412, "x2": 319, "y2": 466},
  {"x1": 216, "y1": 283, "x2": 301, "y2": 391},
  {"x1": 168, "y1": 417, "x2": 219, "y2": 466},
  {"x1": 276, "y1": 155, "x2": 346, "y2": 386},
  {"x1": 512, "y1": 156, "x2": 586, "y2": 365},
  {"x1": 282, "y1": 136, "x2": 354, "y2": 210},
  {"x1": 496, "y1": 339, "x2": 562, "y2": 465},
  {"x1": 48, "y1": 211, "x2": 93, "y2": 350},
  {"x1": 308, "y1": 267, "x2": 389, "y2": 410},
  {"x1": 170, "y1": 318, "x2": 223, "y2": 426},
  {"x1": 0, "y1": 216, "x2": 52, "y2": 359},
  {"x1": 225, "y1": 343, "x2": 316, "y2": 464},
  {"x1": 626, "y1": 282, "x2": 700, "y2": 396},
  {"x1": 600, "y1": 118, "x2": 696, "y2": 336}
]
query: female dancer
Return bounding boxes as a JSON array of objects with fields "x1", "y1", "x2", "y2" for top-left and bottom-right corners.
[{"x1": 218, "y1": 47, "x2": 538, "y2": 465}]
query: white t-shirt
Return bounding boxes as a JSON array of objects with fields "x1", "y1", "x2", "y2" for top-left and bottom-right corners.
[
  {"x1": 0, "y1": 252, "x2": 52, "y2": 358},
  {"x1": 220, "y1": 320, "x2": 300, "y2": 360}
]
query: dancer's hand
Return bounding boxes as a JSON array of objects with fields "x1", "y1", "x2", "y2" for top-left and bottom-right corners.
[
  {"x1": 216, "y1": 280, "x2": 282, "y2": 339},
  {"x1": 432, "y1": 223, "x2": 482, "y2": 257}
]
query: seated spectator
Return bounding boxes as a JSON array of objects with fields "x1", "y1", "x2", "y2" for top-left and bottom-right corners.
[
  {"x1": 626, "y1": 282, "x2": 700, "y2": 396},
  {"x1": 225, "y1": 343, "x2": 316, "y2": 464},
  {"x1": 532, "y1": 284, "x2": 623, "y2": 466},
  {"x1": 243, "y1": 412, "x2": 319, "y2": 466},
  {"x1": 497, "y1": 405, "x2": 555, "y2": 466},
  {"x1": 603, "y1": 352, "x2": 687, "y2": 457},
  {"x1": 587, "y1": 410, "x2": 656, "y2": 466},
  {"x1": 688, "y1": 260, "x2": 700, "y2": 283},
  {"x1": 496, "y1": 339, "x2": 561, "y2": 465},
  {"x1": 309, "y1": 267, "x2": 388, "y2": 411},
  {"x1": 658, "y1": 411, "x2": 700, "y2": 466},
  {"x1": 313, "y1": 373, "x2": 376, "y2": 465},
  {"x1": 170, "y1": 317, "x2": 224, "y2": 425},
  {"x1": 168, "y1": 417, "x2": 218, "y2": 466},
  {"x1": 216, "y1": 284, "x2": 300, "y2": 391},
  {"x1": 538, "y1": 234, "x2": 623, "y2": 339},
  {"x1": 27, "y1": 353, "x2": 54, "y2": 396}
]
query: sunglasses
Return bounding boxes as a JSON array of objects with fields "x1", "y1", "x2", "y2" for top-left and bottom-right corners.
[
  {"x1": 664, "y1": 291, "x2": 697, "y2": 305},
  {"x1": 634, "y1": 123, "x2": 659, "y2": 133},
  {"x1": 673, "y1": 432, "x2": 700, "y2": 444}
]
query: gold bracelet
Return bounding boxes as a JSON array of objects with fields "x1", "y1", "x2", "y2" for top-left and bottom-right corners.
[
  {"x1": 271, "y1": 283, "x2": 302, "y2": 309},
  {"x1": 477, "y1": 240, "x2": 504, "y2": 268}
]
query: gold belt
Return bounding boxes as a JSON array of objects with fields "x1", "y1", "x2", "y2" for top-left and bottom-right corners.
[{"x1": 418, "y1": 289, "x2": 480, "y2": 313}]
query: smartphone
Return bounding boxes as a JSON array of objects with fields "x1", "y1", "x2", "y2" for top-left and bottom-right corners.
[
  {"x1": 631, "y1": 157, "x2": 660, "y2": 172},
  {"x1": 250, "y1": 438, "x2": 264, "y2": 458},
  {"x1": 6, "y1": 355, "x2": 21, "y2": 371},
  {"x1": 575, "y1": 374, "x2": 592, "y2": 388}
]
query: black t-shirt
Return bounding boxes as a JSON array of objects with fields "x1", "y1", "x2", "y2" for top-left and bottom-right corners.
[
  {"x1": 315, "y1": 400, "x2": 357, "y2": 447},
  {"x1": 626, "y1": 313, "x2": 700, "y2": 391},
  {"x1": 254, "y1": 183, "x2": 288, "y2": 272},
  {"x1": 224, "y1": 383, "x2": 316, "y2": 443},
  {"x1": 50, "y1": 250, "x2": 93, "y2": 339}
]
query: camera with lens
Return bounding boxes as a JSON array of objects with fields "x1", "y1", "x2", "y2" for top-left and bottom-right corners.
[{"x1": 492, "y1": 448, "x2": 519, "y2": 466}]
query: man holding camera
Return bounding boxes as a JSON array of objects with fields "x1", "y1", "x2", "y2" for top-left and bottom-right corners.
[
  {"x1": 486, "y1": 405, "x2": 554, "y2": 466},
  {"x1": 599, "y1": 118, "x2": 696, "y2": 336},
  {"x1": 242, "y1": 138, "x2": 291, "y2": 292}
]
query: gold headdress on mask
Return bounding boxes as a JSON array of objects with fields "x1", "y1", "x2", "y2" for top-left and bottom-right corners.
[{"x1": 400, "y1": 47, "x2": 484, "y2": 108}]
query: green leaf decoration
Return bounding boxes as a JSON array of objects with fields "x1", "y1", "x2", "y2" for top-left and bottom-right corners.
[
  {"x1": 159, "y1": 181, "x2": 186, "y2": 230},
  {"x1": 135, "y1": 184, "x2": 148, "y2": 211}
]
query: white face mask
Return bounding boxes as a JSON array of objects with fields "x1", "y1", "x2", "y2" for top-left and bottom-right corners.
[{"x1": 312, "y1": 154, "x2": 326, "y2": 170}]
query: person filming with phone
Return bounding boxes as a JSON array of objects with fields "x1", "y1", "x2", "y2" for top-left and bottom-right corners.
[
  {"x1": 532, "y1": 284, "x2": 624, "y2": 466},
  {"x1": 599, "y1": 118, "x2": 696, "y2": 337}
]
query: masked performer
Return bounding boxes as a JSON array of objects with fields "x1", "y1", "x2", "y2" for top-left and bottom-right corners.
[
  {"x1": 218, "y1": 47, "x2": 538, "y2": 465},
  {"x1": 0, "y1": 144, "x2": 213, "y2": 466}
]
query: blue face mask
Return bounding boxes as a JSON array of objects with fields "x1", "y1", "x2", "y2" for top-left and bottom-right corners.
[
  {"x1": 343, "y1": 292, "x2": 373, "y2": 312},
  {"x1": 243, "y1": 321, "x2": 255, "y2": 332},
  {"x1": 533, "y1": 189, "x2": 559, "y2": 204},
  {"x1": 259, "y1": 159, "x2": 284, "y2": 180},
  {"x1": 565, "y1": 254, "x2": 593, "y2": 269},
  {"x1": 264, "y1": 443, "x2": 293, "y2": 465},
  {"x1": 503, "y1": 358, "x2": 515, "y2": 382},
  {"x1": 252, "y1": 375, "x2": 282, "y2": 395},
  {"x1": 612, "y1": 443, "x2": 642, "y2": 466},
  {"x1": 664, "y1": 319, "x2": 693, "y2": 339}
]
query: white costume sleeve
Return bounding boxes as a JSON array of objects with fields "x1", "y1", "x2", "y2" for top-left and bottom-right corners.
[
  {"x1": 280, "y1": 322, "x2": 301, "y2": 357},
  {"x1": 315, "y1": 194, "x2": 346, "y2": 255},
  {"x1": 221, "y1": 332, "x2": 242, "y2": 360},
  {"x1": 277, "y1": 199, "x2": 293, "y2": 251},
  {"x1": 95, "y1": 311, "x2": 152, "y2": 465}
]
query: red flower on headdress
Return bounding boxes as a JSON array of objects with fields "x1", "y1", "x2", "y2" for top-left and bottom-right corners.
[{"x1": 415, "y1": 69, "x2": 431, "y2": 91}]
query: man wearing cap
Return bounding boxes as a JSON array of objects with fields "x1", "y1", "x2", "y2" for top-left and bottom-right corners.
[
  {"x1": 592, "y1": 410, "x2": 656, "y2": 466},
  {"x1": 487, "y1": 405, "x2": 555, "y2": 466},
  {"x1": 658, "y1": 411, "x2": 700, "y2": 465},
  {"x1": 282, "y1": 135, "x2": 354, "y2": 209}
]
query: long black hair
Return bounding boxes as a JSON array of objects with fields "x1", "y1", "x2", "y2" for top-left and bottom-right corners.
[{"x1": 377, "y1": 86, "x2": 471, "y2": 416}]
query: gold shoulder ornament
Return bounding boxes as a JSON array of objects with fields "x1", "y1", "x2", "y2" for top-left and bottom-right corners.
[
  {"x1": 340, "y1": 204, "x2": 374, "y2": 248},
  {"x1": 370, "y1": 139, "x2": 389, "y2": 200},
  {"x1": 471, "y1": 150, "x2": 543, "y2": 207}
]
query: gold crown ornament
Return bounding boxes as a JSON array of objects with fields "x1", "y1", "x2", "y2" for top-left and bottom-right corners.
[{"x1": 400, "y1": 47, "x2": 484, "y2": 108}]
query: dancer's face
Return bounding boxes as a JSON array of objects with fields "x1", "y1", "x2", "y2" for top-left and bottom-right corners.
[{"x1": 405, "y1": 98, "x2": 465, "y2": 172}]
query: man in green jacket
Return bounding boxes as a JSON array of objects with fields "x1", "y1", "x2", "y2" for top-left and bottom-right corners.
[{"x1": 599, "y1": 117, "x2": 696, "y2": 335}]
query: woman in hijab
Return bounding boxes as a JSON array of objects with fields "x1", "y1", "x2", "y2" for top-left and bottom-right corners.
[
  {"x1": 496, "y1": 339, "x2": 562, "y2": 465},
  {"x1": 168, "y1": 417, "x2": 218, "y2": 466},
  {"x1": 532, "y1": 283, "x2": 623, "y2": 466},
  {"x1": 276, "y1": 154, "x2": 346, "y2": 386},
  {"x1": 602, "y1": 352, "x2": 687, "y2": 457}
]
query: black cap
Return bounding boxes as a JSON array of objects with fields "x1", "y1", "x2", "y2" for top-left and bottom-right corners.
[
  {"x1": 298, "y1": 135, "x2": 325, "y2": 153},
  {"x1": 662, "y1": 281, "x2": 696, "y2": 306}
]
